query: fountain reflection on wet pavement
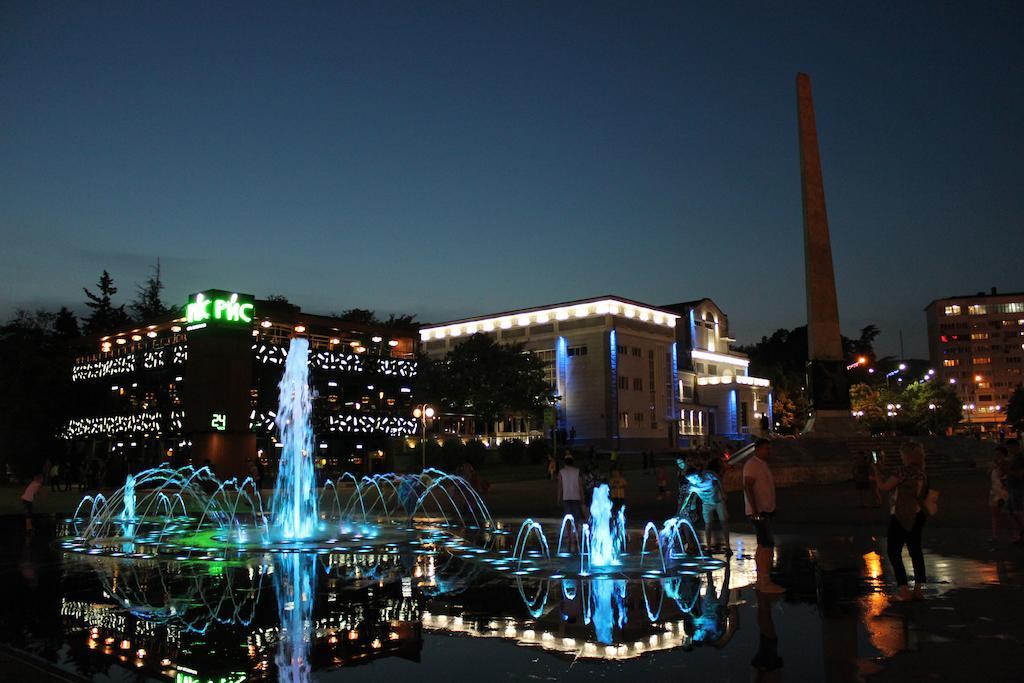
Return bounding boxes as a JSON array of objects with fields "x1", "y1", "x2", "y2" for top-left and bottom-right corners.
[{"x1": 1, "y1": 514, "x2": 1022, "y2": 682}]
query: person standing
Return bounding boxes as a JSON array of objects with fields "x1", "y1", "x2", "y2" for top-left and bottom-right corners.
[
  {"x1": 547, "y1": 452, "x2": 557, "y2": 481},
  {"x1": 876, "y1": 441, "x2": 930, "y2": 601},
  {"x1": 989, "y1": 447, "x2": 1009, "y2": 543},
  {"x1": 22, "y1": 474, "x2": 44, "y2": 533},
  {"x1": 557, "y1": 454, "x2": 585, "y2": 529},
  {"x1": 609, "y1": 467, "x2": 628, "y2": 518},
  {"x1": 743, "y1": 439, "x2": 784, "y2": 593},
  {"x1": 1005, "y1": 439, "x2": 1024, "y2": 543},
  {"x1": 48, "y1": 462, "x2": 61, "y2": 492}
]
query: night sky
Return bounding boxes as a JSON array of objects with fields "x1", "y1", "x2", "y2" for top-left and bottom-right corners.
[{"x1": 2, "y1": 2, "x2": 1021, "y2": 356}]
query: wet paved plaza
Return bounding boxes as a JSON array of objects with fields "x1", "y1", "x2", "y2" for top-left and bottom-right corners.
[{"x1": 1, "y1": 512, "x2": 1021, "y2": 682}]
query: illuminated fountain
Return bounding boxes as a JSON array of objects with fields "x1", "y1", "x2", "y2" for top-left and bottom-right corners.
[
  {"x1": 501, "y1": 483, "x2": 719, "y2": 581},
  {"x1": 120, "y1": 474, "x2": 136, "y2": 523},
  {"x1": 585, "y1": 484, "x2": 624, "y2": 569},
  {"x1": 271, "y1": 337, "x2": 318, "y2": 540}
]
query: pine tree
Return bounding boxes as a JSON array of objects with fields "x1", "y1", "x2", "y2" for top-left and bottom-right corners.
[
  {"x1": 131, "y1": 259, "x2": 174, "y2": 320},
  {"x1": 83, "y1": 270, "x2": 130, "y2": 334},
  {"x1": 54, "y1": 307, "x2": 80, "y2": 339}
]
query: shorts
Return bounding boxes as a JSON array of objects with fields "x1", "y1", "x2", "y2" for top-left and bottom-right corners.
[
  {"x1": 748, "y1": 512, "x2": 774, "y2": 547},
  {"x1": 564, "y1": 500, "x2": 585, "y2": 523},
  {"x1": 22, "y1": 500, "x2": 33, "y2": 516}
]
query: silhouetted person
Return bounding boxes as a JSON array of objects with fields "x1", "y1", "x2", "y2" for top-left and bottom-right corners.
[
  {"x1": 876, "y1": 441, "x2": 930, "y2": 601},
  {"x1": 744, "y1": 439, "x2": 784, "y2": 593},
  {"x1": 22, "y1": 474, "x2": 43, "y2": 533}
]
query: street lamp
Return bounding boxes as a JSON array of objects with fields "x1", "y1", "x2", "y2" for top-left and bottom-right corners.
[{"x1": 413, "y1": 404, "x2": 435, "y2": 471}]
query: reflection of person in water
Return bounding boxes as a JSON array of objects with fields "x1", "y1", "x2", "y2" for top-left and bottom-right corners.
[
  {"x1": 692, "y1": 564, "x2": 738, "y2": 647},
  {"x1": 559, "y1": 579, "x2": 583, "y2": 625},
  {"x1": 750, "y1": 590, "x2": 784, "y2": 680}
]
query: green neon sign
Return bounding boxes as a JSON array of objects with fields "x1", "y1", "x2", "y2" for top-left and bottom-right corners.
[
  {"x1": 185, "y1": 291, "x2": 254, "y2": 325},
  {"x1": 211, "y1": 413, "x2": 227, "y2": 431}
]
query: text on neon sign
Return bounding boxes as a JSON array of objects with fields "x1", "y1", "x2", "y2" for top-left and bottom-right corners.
[{"x1": 186, "y1": 293, "x2": 253, "y2": 324}]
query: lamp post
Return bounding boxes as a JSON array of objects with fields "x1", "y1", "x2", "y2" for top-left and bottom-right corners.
[{"x1": 413, "y1": 404, "x2": 435, "y2": 471}]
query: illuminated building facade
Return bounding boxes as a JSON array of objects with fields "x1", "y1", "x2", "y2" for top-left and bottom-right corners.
[
  {"x1": 66, "y1": 289, "x2": 419, "y2": 477},
  {"x1": 662, "y1": 299, "x2": 772, "y2": 448},
  {"x1": 419, "y1": 296, "x2": 771, "y2": 451},
  {"x1": 926, "y1": 288, "x2": 1024, "y2": 431}
]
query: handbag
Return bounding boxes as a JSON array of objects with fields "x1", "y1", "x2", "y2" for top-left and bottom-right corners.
[{"x1": 923, "y1": 489, "x2": 939, "y2": 516}]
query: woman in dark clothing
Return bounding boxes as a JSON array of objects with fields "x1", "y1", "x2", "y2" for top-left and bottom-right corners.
[{"x1": 876, "y1": 441, "x2": 930, "y2": 601}]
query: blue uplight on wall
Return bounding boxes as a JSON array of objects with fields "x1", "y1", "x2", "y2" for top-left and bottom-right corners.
[
  {"x1": 688, "y1": 310, "x2": 697, "y2": 356},
  {"x1": 728, "y1": 389, "x2": 738, "y2": 436},
  {"x1": 556, "y1": 336, "x2": 568, "y2": 428},
  {"x1": 610, "y1": 329, "x2": 618, "y2": 440}
]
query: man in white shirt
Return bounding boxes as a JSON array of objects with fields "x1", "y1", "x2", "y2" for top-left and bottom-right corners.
[
  {"x1": 557, "y1": 454, "x2": 585, "y2": 529},
  {"x1": 743, "y1": 439, "x2": 784, "y2": 593}
]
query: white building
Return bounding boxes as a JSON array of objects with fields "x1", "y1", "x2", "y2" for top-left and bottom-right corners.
[{"x1": 419, "y1": 296, "x2": 772, "y2": 452}]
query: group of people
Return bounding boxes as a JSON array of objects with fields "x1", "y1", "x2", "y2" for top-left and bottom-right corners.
[
  {"x1": 555, "y1": 453, "x2": 629, "y2": 525},
  {"x1": 552, "y1": 436, "x2": 960, "y2": 601}
]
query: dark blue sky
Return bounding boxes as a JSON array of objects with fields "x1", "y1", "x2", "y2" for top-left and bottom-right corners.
[{"x1": 2, "y1": 2, "x2": 1021, "y2": 356}]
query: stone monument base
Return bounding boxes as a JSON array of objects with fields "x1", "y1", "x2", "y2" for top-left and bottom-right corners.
[{"x1": 802, "y1": 409, "x2": 864, "y2": 436}]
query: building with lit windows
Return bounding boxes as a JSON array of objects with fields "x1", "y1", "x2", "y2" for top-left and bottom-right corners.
[
  {"x1": 65, "y1": 289, "x2": 419, "y2": 477},
  {"x1": 926, "y1": 288, "x2": 1024, "y2": 431},
  {"x1": 419, "y1": 296, "x2": 771, "y2": 452}
]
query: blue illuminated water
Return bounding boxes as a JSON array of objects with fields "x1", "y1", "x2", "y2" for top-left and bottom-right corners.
[
  {"x1": 121, "y1": 474, "x2": 136, "y2": 522},
  {"x1": 589, "y1": 484, "x2": 618, "y2": 567},
  {"x1": 274, "y1": 552, "x2": 317, "y2": 683},
  {"x1": 270, "y1": 337, "x2": 319, "y2": 539}
]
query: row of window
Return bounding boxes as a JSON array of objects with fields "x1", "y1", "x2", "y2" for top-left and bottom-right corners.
[
  {"x1": 945, "y1": 303, "x2": 1024, "y2": 316},
  {"x1": 615, "y1": 344, "x2": 653, "y2": 358},
  {"x1": 939, "y1": 319, "x2": 1024, "y2": 331},
  {"x1": 944, "y1": 355, "x2": 1024, "y2": 366},
  {"x1": 617, "y1": 376, "x2": 643, "y2": 391},
  {"x1": 618, "y1": 411, "x2": 659, "y2": 429}
]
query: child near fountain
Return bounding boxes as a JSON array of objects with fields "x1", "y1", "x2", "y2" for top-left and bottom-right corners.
[
  {"x1": 681, "y1": 467, "x2": 730, "y2": 554},
  {"x1": 21, "y1": 473, "x2": 43, "y2": 533}
]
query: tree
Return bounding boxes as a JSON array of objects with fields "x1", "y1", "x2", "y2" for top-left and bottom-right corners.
[
  {"x1": 334, "y1": 309, "x2": 418, "y2": 327},
  {"x1": 850, "y1": 382, "x2": 887, "y2": 431},
  {"x1": 265, "y1": 294, "x2": 291, "y2": 304},
  {"x1": 0, "y1": 310, "x2": 79, "y2": 479},
  {"x1": 385, "y1": 313, "x2": 417, "y2": 327},
  {"x1": 54, "y1": 307, "x2": 80, "y2": 339},
  {"x1": 1007, "y1": 385, "x2": 1024, "y2": 432},
  {"x1": 736, "y1": 323, "x2": 883, "y2": 432},
  {"x1": 336, "y1": 308, "x2": 378, "y2": 324},
  {"x1": 900, "y1": 380, "x2": 962, "y2": 434},
  {"x1": 83, "y1": 270, "x2": 130, "y2": 334},
  {"x1": 419, "y1": 333, "x2": 555, "y2": 435},
  {"x1": 131, "y1": 259, "x2": 175, "y2": 320}
]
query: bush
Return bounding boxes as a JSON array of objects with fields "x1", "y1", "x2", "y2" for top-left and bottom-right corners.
[
  {"x1": 526, "y1": 438, "x2": 550, "y2": 464},
  {"x1": 463, "y1": 439, "x2": 488, "y2": 469},
  {"x1": 498, "y1": 438, "x2": 526, "y2": 466}
]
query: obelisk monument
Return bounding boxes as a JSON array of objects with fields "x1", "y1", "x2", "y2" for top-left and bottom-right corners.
[{"x1": 796, "y1": 73, "x2": 857, "y2": 434}]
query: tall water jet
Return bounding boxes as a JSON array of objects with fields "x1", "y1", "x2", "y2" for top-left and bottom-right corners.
[
  {"x1": 121, "y1": 474, "x2": 136, "y2": 522},
  {"x1": 271, "y1": 337, "x2": 318, "y2": 539},
  {"x1": 588, "y1": 484, "x2": 619, "y2": 567}
]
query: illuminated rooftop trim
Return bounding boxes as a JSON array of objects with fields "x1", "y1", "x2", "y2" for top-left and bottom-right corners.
[
  {"x1": 419, "y1": 297, "x2": 679, "y2": 341},
  {"x1": 697, "y1": 375, "x2": 769, "y2": 387},
  {"x1": 690, "y1": 349, "x2": 750, "y2": 367}
]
